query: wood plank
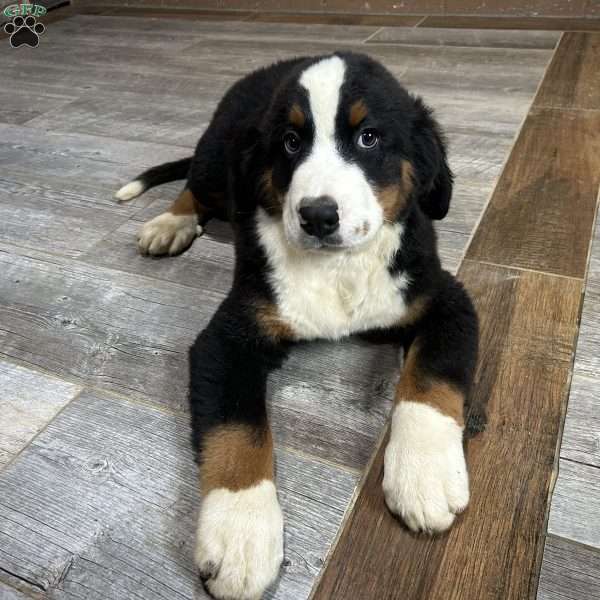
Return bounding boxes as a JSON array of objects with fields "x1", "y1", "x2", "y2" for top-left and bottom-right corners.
[
  {"x1": 547, "y1": 459, "x2": 600, "y2": 549},
  {"x1": 537, "y1": 535, "x2": 600, "y2": 600},
  {"x1": 534, "y1": 32, "x2": 600, "y2": 110},
  {"x1": 0, "y1": 361, "x2": 81, "y2": 469},
  {"x1": 0, "y1": 85, "x2": 75, "y2": 126},
  {"x1": 421, "y1": 15, "x2": 600, "y2": 31},
  {"x1": 248, "y1": 12, "x2": 423, "y2": 26},
  {"x1": 466, "y1": 108, "x2": 600, "y2": 278},
  {"x1": 572, "y1": 219, "x2": 600, "y2": 378},
  {"x1": 559, "y1": 373, "x2": 600, "y2": 468},
  {"x1": 0, "y1": 581, "x2": 34, "y2": 600},
  {"x1": 367, "y1": 26, "x2": 559, "y2": 49},
  {"x1": 0, "y1": 123, "x2": 190, "y2": 214},
  {"x1": 313, "y1": 261, "x2": 581, "y2": 600},
  {"x1": 0, "y1": 390, "x2": 358, "y2": 599},
  {"x1": 444, "y1": 0, "x2": 588, "y2": 17},
  {"x1": 60, "y1": 14, "x2": 380, "y2": 44},
  {"x1": 0, "y1": 242, "x2": 400, "y2": 471}
]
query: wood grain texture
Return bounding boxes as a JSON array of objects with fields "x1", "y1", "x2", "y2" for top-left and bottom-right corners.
[
  {"x1": 559, "y1": 373, "x2": 600, "y2": 468},
  {"x1": 0, "y1": 240, "x2": 400, "y2": 470},
  {"x1": 0, "y1": 581, "x2": 34, "y2": 600},
  {"x1": 0, "y1": 390, "x2": 358, "y2": 599},
  {"x1": 547, "y1": 459, "x2": 600, "y2": 548},
  {"x1": 367, "y1": 26, "x2": 559, "y2": 49},
  {"x1": 534, "y1": 32, "x2": 600, "y2": 110},
  {"x1": 444, "y1": 0, "x2": 588, "y2": 17},
  {"x1": 466, "y1": 108, "x2": 600, "y2": 278},
  {"x1": 421, "y1": 15, "x2": 600, "y2": 30},
  {"x1": 538, "y1": 535, "x2": 600, "y2": 600},
  {"x1": 248, "y1": 12, "x2": 423, "y2": 26},
  {"x1": 0, "y1": 361, "x2": 81, "y2": 469},
  {"x1": 313, "y1": 261, "x2": 581, "y2": 600}
]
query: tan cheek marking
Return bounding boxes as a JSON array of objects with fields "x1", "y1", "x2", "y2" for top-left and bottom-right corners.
[
  {"x1": 255, "y1": 300, "x2": 296, "y2": 342},
  {"x1": 349, "y1": 99, "x2": 368, "y2": 128},
  {"x1": 170, "y1": 188, "x2": 198, "y2": 216},
  {"x1": 395, "y1": 343, "x2": 464, "y2": 426},
  {"x1": 260, "y1": 168, "x2": 283, "y2": 215},
  {"x1": 377, "y1": 160, "x2": 415, "y2": 221},
  {"x1": 200, "y1": 425, "x2": 274, "y2": 495},
  {"x1": 289, "y1": 104, "x2": 305, "y2": 128}
]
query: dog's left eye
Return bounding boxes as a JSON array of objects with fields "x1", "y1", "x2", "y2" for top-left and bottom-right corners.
[{"x1": 357, "y1": 129, "x2": 379, "y2": 149}]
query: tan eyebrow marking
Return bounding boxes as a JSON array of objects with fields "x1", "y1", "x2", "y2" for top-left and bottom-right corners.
[
  {"x1": 349, "y1": 99, "x2": 368, "y2": 127},
  {"x1": 289, "y1": 103, "x2": 305, "y2": 127}
]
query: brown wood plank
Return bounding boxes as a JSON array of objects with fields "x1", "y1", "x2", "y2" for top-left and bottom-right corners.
[
  {"x1": 421, "y1": 15, "x2": 600, "y2": 31},
  {"x1": 444, "y1": 0, "x2": 587, "y2": 18},
  {"x1": 534, "y1": 32, "x2": 600, "y2": 110},
  {"x1": 312, "y1": 261, "x2": 581, "y2": 600},
  {"x1": 247, "y1": 12, "x2": 423, "y2": 26},
  {"x1": 465, "y1": 107, "x2": 600, "y2": 278}
]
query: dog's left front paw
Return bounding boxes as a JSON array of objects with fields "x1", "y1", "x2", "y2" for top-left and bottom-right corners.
[
  {"x1": 383, "y1": 402, "x2": 469, "y2": 534},
  {"x1": 195, "y1": 480, "x2": 284, "y2": 600}
]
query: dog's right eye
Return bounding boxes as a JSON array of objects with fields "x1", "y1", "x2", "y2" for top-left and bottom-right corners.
[{"x1": 283, "y1": 132, "x2": 301, "y2": 155}]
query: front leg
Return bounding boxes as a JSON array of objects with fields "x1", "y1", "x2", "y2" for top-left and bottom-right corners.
[
  {"x1": 383, "y1": 275, "x2": 478, "y2": 533},
  {"x1": 189, "y1": 298, "x2": 290, "y2": 600}
]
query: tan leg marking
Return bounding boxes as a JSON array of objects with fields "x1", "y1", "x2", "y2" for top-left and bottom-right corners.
[
  {"x1": 200, "y1": 424, "x2": 274, "y2": 495},
  {"x1": 396, "y1": 342, "x2": 464, "y2": 426}
]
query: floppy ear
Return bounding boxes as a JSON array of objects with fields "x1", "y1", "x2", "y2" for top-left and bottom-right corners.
[{"x1": 411, "y1": 97, "x2": 453, "y2": 220}]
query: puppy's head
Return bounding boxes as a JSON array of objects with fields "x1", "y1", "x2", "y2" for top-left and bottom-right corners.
[{"x1": 251, "y1": 52, "x2": 452, "y2": 250}]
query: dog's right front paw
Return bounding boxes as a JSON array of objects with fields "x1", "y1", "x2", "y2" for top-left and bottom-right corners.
[
  {"x1": 137, "y1": 212, "x2": 199, "y2": 256},
  {"x1": 195, "y1": 480, "x2": 284, "y2": 600}
]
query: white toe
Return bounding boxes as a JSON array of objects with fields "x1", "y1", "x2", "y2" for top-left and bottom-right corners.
[
  {"x1": 383, "y1": 402, "x2": 469, "y2": 534},
  {"x1": 195, "y1": 480, "x2": 284, "y2": 600}
]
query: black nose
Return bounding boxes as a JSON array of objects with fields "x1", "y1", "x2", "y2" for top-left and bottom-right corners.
[{"x1": 299, "y1": 196, "x2": 339, "y2": 239}]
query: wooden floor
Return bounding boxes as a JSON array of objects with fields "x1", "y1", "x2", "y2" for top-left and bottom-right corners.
[{"x1": 0, "y1": 7, "x2": 598, "y2": 600}]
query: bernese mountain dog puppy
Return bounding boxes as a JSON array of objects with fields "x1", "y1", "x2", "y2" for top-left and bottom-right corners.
[{"x1": 116, "y1": 52, "x2": 480, "y2": 600}]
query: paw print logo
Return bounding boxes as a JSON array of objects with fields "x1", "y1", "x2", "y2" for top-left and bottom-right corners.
[{"x1": 4, "y1": 15, "x2": 45, "y2": 48}]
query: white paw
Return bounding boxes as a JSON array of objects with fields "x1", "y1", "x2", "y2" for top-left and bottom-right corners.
[
  {"x1": 383, "y1": 402, "x2": 469, "y2": 534},
  {"x1": 137, "y1": 212, "x2": 199, "y2": 256},
  {"x1": 195, "y1": 481, "x2": 284, "y2": 600},
  {"x1": 115, "y1": 179, "x2": 145, "y2": 202}
]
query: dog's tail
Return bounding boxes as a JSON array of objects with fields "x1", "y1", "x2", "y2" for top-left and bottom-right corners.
[{"x1": 114, "y1": 156, "x2": 192, "y2": 202}]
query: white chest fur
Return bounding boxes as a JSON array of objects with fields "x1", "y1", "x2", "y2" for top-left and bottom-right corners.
[{"x1": 256, "y1": 211, "x2": 410, "y2": 340}]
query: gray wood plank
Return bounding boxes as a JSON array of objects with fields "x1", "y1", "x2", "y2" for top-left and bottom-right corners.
[
  {"x1": 0, "y1": 124, "x2": 191, "y2": 214},
  {"x1": 560, "y1": 373, "x2": 600, "y2": 468},
  {"x1": 0, "y1": 184, "x2": 128, "y2": 259},
  {"x1": 56, "y1": 14, "x2": 379, "y2": 44},
  {"x1": 0, "y1": 85, "x2": 76, "y2": 127},
  {"x1": 368, "y1": 26, "x2": 560, "y2": 49},
  {"x1": 0, "y1": 361, "x2": 81, "y2": 469},
  {"x1": 547, "y1": 458, "x2": 600, "y2": 549},
  {"x1": 0, "y1": 581, "x2": 34, "y2": 600},
  {"x1": 79, "y1": 219, "x2": 235, "y2": 294},
  {"x1": 573, "y1": 216, "x2": 600, "y2": 379},
  {"x1": 24, "y1": 89, "x2": 215, "y2": 148},
  {"x1": 0, "y1": 243, "x2": 217, "y2": 411},
  {"x1": 0, "y1": 242, "x2": 400, "y2": 469},
  {"x1": 0, "y1": 390, "x2": 358, "y2": 600},
  {"x1": 537, "y1": 535, "x2": 600, "y2": 600}
]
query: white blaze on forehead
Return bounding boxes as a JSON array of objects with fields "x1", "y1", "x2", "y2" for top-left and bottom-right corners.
[{"x1": 299, "y1": 55, "x2": 346, "y2": 141}]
